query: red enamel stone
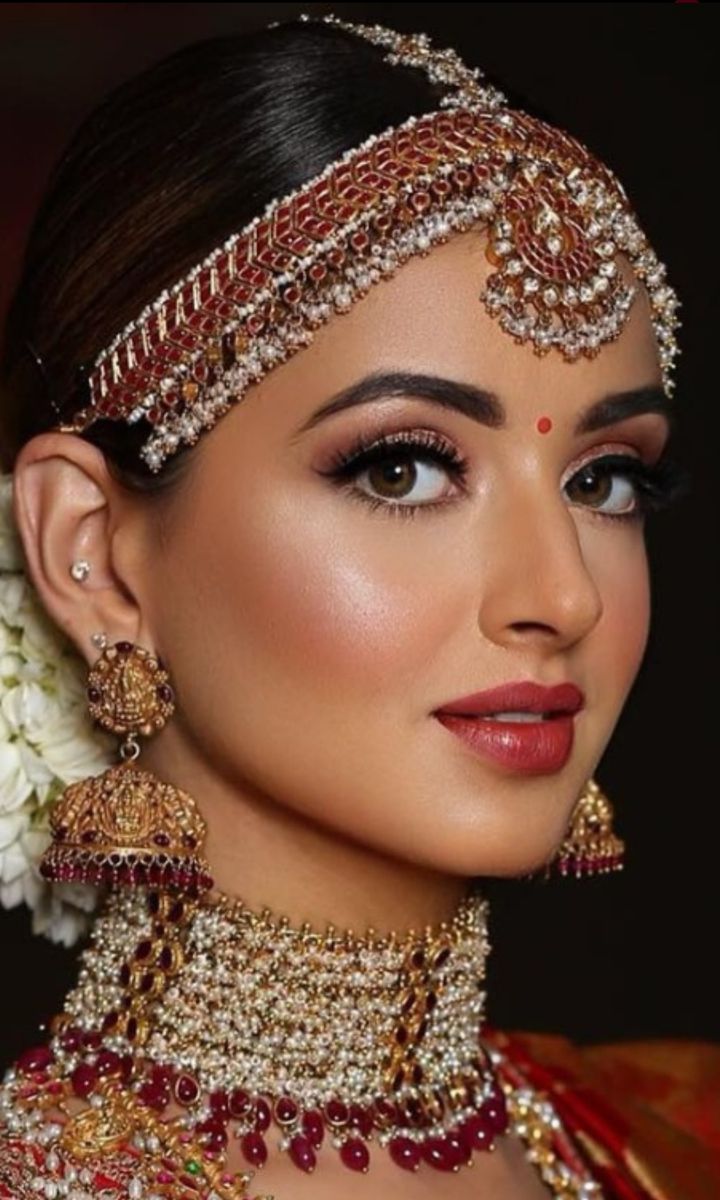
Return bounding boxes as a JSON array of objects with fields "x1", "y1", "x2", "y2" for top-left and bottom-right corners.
[
  {"x1": 339, "y1": 1137, "x2": 370, "y2": 1172},
  {"x1": 325, "y1": 1098, "x2": 349, "y2": 1125},
  {"x1": 17, "y1": 1045, "x2": 54, "y2": 1074},
  {"x1": 348, "y1": 1102, "x2": 374, "y2": 1137},
  {"x1": 289, "y1": 1133, "x2": 317, "y2": 1172},
  {"x1": 274, "y1": 1096, "x2": 299, "y2": 1123},
  {"x1": 60, "y1": 1027, "x2": 83, "y2": 1052},
  {"x1": 388, "y1": 1136, "x2": 421, "y2": 1171},
  {"x1": 71, "y1": 1062, "x2": 97, "y2": 1098},
  {"x1": 301, "y1": 1109, "x2": 324, "y2": 1148},
  {"x1": 95, "y1": 1050, "x2": 121, "y2": 1077},
  {"x1": 175, "y1": 1073, "x2": 199, "y2": 1105},
  {"x1": 137, "y1": 1081, "x2": 169, "y2": 1112},
  {"x1": 196, "y1": 1118, "x2": 228, "y2": 1153},
  {"x1": 241, "y1": 1131, "x2": 268, "y2": 1167},
  {"x1": 228, "y1": 1087, "x2": 251, "y2": 1118}
]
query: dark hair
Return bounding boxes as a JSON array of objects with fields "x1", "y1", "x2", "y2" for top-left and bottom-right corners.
[{"x1": 0, "y1": 19, "x2": 539, "y2": 495}]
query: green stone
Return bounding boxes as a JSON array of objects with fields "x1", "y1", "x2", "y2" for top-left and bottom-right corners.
[{"x1": 185, "y1": 1159, "x2": 202, "y2": 1175}]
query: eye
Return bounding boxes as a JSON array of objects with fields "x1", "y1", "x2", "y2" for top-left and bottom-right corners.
[
  {"x1": 565, "y1": 456, "x2": 638, "y2": 518},
  {"x1": 319, "y1": 428, "x2": 469, "y2": 519},
  {"x1": 319, "y1": 430, "x2": 691, "y2": 525},
  {"x1": 564, "y1": 452, "x2": 692, "y2": 524}
]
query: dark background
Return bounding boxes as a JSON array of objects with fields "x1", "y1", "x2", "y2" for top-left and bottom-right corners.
[{"x1": 0, "y1": 4, "x2": 717, "y2": 1058}]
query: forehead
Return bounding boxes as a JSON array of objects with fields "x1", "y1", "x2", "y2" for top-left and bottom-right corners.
[{"x1": 224, "y1": 224, "x2": 663, "y2": 436}]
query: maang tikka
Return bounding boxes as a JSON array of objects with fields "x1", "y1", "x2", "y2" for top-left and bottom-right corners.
[{"x1": 40, "y1": 640, "x2": 213, "y2": 892}]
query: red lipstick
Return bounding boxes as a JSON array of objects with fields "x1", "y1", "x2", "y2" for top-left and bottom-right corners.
[{"x1": 433, "y1": 680, "x2": 585, "y2": 774}]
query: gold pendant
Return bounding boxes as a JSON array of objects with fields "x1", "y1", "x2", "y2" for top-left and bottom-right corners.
[{"x1": 60, "y1": 1092, "x2": 138, "y2": 1159}]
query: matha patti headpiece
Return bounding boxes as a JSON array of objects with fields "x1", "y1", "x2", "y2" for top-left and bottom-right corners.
[{"x1": 51, "y1": 12, "x2": 681, "y2": 473}]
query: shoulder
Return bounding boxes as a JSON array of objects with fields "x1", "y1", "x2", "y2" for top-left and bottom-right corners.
[{"x1": 485, "y1": 1025, "x2": 720, "y2": 1200}]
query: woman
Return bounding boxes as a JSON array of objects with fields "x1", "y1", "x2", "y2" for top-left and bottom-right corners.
[{"x1": 0, "y1": 12, "x2": 717, "y2": 1199}]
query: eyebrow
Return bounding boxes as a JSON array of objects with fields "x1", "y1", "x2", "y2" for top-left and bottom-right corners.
[{"x1": 292, "y1": 370, "x2": 675, "y2": 439}]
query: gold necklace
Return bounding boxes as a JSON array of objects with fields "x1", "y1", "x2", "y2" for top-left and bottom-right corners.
[{"x1": 0, "y1": 884, "x2": 604, "y2": 1198}]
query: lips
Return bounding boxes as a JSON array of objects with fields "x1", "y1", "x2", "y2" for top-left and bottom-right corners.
[
  {"x1": 433, "y1": 680, "x2": 584, "y2": 773},
  {"x1": 434, "y1": 680, "x2": 585, "y2": 718}
]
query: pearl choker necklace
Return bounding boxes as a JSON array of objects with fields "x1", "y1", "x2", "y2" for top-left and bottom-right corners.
[
  {"x1": 0, "y1": 884, "x2": 604, "y2": 1198},
  {"x1": 55, "y1": 884, "x2": 507, "y2": 1176}
]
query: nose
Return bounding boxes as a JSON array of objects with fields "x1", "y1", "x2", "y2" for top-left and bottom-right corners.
[{"x1": 477, "y1": 485, "x2": 604, "y2": 653}]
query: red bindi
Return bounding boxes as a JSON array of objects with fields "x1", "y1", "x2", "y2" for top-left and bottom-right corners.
[{"x1": 536, "y1": 416, "x2": 552, "y2": 434}]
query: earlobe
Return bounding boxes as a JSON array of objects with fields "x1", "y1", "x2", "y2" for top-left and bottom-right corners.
[{"x1": 10, "y1": 433, "x2": 147, "y2": 664}]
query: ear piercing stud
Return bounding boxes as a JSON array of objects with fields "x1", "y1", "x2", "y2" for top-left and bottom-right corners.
[
  {"x1": 70, "y1": 559, "x2": 91, "y2": 582},
  {"x1": 90, "y1": 632, "x2": 108, "y2": 650}
]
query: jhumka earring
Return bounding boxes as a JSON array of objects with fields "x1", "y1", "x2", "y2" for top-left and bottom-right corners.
[
  {"x1": 40, "y1": 640, "x2": 213, "y2": 892},
  {"x1": 550, "y1": 778, "x2": 625, "y2": 878}
]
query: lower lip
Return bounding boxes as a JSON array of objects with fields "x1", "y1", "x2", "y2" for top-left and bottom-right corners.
[{"x1": 433, "y1": 712, "x2": 576, "y2": 773}]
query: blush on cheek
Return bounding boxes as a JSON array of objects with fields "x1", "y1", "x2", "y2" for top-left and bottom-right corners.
[
  {"x1": 202, "y1": 485, "x2": 453, "y2": 698},
  {"x1": 601, "y1": 555, "x2": 651, "y2": 697}
]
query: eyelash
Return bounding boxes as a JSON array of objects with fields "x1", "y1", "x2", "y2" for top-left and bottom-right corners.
[{"x1": 320, "y1": 428, "x2": 692, "y2": 524}]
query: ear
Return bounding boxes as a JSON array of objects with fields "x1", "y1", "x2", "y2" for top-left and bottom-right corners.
[{"x1": 11, "y1": 432, "x2": 157, "y2": 667}]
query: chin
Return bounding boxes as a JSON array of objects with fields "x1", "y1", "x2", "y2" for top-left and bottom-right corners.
[{"x1": 389, "y1": 827, "x2": 564, "y2": 881}]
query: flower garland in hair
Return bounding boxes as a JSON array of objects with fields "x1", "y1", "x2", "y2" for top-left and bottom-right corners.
[{"x1": 0, "y1": 470, "x2": 115, "y2": 945}]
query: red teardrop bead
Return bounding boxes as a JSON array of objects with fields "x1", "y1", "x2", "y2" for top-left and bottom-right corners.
[
  {"x1": 348, "y1": 1102, "x2": 374, "y2": 1137},
  {"x1": 241, "y1": 1131, "x2": 268, "y2": 1167},
  {"x1": 444, "y1": 1130, "x2": 472, "y2": 1167},
  {"x1": 459, "y1": 1112, "x2": 494, "y2": 1152},
  {"x1": 389, "y1": 1136, "x2": 421, "y2": 1171},
  {"x1": 339, "y1": 1137, "x2": 370, "y2": 1172},
  {"x1": 254, "y1": 1097, "x2": 271, "y2": 1132},
  {"x1": 71, "y1": 1062, "x2": 97, "y2": 1098},
  {"x1": 17, "y1": 1045, "x2": 54, "y2": 1074},
  {"x1": 422, "y1": 1135, "x2": 457, "y2": 1171},
  {"x1": 60, "y1": 1027, "x2": 83, "y2": 1052},
  {"x1": 302, "y1": 1109, "x2": 325, "y2": 1148},
  {"x1": 479, "y1": 1090, "x2": 508, "y2": 1134},
  {"x1": 289, "y1": 1134, "x2": 317, "y2": 1172},
  {"x1": 196, "y1": 1118, "x2": 228, "y2": 1153}
]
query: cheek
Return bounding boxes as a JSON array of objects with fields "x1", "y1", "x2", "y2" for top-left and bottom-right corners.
[
  {"x1": 184, "y1": 480, "x2": 451, "y2": 703},
  {"x1": 595, "y1": 532, "x2": 651, "y2": 695}
]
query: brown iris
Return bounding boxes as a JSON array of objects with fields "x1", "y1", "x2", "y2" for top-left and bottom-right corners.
[
  {"x1": 367, "y1": 459, "x2": 417, "y2": 499},
  {"x1": 566, "y1": 462, "x2": 613, "y2": 509}
]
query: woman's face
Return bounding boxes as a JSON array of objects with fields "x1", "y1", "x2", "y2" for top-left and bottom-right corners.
[{"x1": 133, "y1": 228, "x2": 668, "y2": 880}]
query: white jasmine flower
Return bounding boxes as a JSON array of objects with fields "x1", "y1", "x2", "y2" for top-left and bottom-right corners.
[{"x1": 0, "y1": 470, "x2": 115, "y2": 944}]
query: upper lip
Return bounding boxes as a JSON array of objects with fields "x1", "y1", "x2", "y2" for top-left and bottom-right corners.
[{"x1": 434, "y1": 680, "x2": 585, "y2": 717}]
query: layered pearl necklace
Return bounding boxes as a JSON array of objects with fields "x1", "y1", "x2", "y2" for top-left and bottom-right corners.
[{"x1": 0, "y1": 884, "x2": 604, "y2": 1198}]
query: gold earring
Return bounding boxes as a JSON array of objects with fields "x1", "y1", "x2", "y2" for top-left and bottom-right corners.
[
  {"x1": 551, "y1": 777, "x2": 625, "y2": 878},
  {"x1": 40, "y1": 641, "x2": 213, "y2": 893}
]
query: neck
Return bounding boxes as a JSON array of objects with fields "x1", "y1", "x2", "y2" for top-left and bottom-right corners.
[{"x1": 141, "y1": 736, "x2": 472, "y2": 936}]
